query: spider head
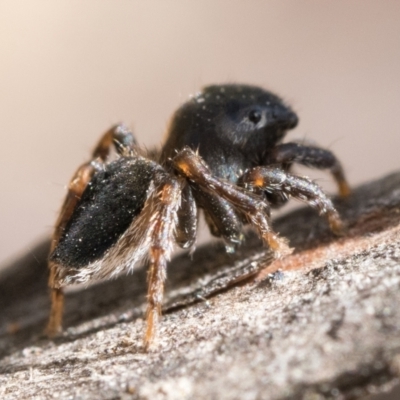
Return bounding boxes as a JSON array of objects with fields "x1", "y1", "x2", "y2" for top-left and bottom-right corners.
[
  {"x1": 202, "y1": 84, "x2": 298, "y2": 149},
  {"x1": 162, "y1": 84, "x2": 298, "y2": 164}
]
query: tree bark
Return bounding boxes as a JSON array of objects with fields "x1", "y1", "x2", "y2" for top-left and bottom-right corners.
[{"x1": 1, "y1": 172, "x2": 400, "y2": 399}]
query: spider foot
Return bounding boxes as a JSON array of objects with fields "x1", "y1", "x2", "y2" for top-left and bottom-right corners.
[
  {"x1": 327, "y1": 211, "x2": 348, "y2": 236},
  {"x1": 144, "y1": 307, "x2": 160, "y2": 351},
  {"x1": 45, "y1": 287, "x2": 64, "y2": 338},
  {"x1": 263, "y1": 232, "x2": 293, "y2": 258}
]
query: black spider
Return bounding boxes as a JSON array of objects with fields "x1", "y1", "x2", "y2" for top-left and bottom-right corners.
[{"x1": 46, "y1": 84, "x2": 350, "y2": 349}]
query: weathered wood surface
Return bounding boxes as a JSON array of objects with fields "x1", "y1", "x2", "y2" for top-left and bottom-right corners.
[{"x1": 1, "y1": 172, "x2": 400, "y2": 399}]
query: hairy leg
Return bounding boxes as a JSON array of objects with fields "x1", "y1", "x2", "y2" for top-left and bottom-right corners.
[
  {"x1": 240, "y1": 167, "x2": 345, "y2": 235},
  {"x1": 145, "y1": 178, "x2": 181, "y2": 349},
  {"x1": 172, "y1": 147, "x2": 291, "y2": 257},
  {"x1": 269, "y1": 142, "x2": 350, "y2": 197}
]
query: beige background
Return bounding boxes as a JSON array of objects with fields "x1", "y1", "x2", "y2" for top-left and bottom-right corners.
[{"x1": 1, "y1": 1, "x2": 400, "y2": 266}]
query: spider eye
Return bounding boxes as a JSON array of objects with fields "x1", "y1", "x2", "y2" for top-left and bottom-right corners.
[{"x1": 248, "y1": 109, "x2": 262, "y2": 124}]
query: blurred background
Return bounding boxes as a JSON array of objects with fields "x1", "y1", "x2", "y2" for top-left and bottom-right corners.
[{"x1": 1, "y1": 1, "x2": 399, "y2": 267}]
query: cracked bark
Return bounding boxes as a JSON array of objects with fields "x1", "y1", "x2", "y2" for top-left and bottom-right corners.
[{"x1": 1, "y1": 172, "x2": 400, "y2": 399}]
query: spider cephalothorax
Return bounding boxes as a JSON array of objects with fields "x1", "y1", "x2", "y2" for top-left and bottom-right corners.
[{"x1": 46, "y1": 84, "x2": 350, "y2": 349}]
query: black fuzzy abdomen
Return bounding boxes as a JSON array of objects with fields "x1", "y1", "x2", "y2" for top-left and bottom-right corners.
[{"x1": 51, "y1": 157, "x2": 159, "y2": 268}]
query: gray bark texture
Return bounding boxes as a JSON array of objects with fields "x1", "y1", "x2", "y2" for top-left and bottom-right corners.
[{"x1": 2, "y1": 172, "x2": 400, "y2": 400}]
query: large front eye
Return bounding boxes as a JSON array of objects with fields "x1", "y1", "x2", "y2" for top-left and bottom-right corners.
[{"x1": 248, "y1": 109, "x2": 262, "y2": 124}]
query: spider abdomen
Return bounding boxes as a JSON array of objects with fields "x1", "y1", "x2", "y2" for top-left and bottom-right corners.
[{"x1": 50, "y1": 157, "x2": 161, "y2": 268}]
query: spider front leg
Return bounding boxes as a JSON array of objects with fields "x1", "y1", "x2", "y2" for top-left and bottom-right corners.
[
  {"x1": 46, "y1": 124, "x2": 137, "y2": 337},
  {"x1": 240, "y1": 167, "x2": 345, "y2": 235},
  {"x1": 172, "y1": 147, "x2": 292, "y2": 257},
  {"x1": 269, "y1": 142, "x2": 351, "y2": 198}
]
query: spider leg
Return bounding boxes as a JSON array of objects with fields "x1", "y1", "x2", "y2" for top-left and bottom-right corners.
[
  {"x1": 240, "y1": 167, "x2": 345, "y2": 235},
  {"x1": 46, "y1": 124, "x2": 137, "y2": 337},
  {"x1": 92, "y1": 123, "x2": 138, "y2": 159},
  {"x1": 172, "y1": 147, "x2": 291, "y2": 257},
  {"x1": 145, "y1": 178, "x2": 181, "y2": 349},
  {"x1": 46, "y1": 160, "x2": 96, "y2": 337},
  {"x1": 175, "y1": 184, "x2": 198, "y2": 249},
  {"x1": 192, "y1": 189, "x2": 243, "y2": 250},
  {"x1": 269, "y1": 142, "x2": 350, "y2": 197}
]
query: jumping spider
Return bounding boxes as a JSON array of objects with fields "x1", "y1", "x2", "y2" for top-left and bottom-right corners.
[{"x1": 46, "y1": 84, "x2": 350, "y2": 349}]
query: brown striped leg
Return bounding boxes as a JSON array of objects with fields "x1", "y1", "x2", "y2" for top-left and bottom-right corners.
[
  {"x1": 172, "y1": 147, "x2": 292, "y2": 257},
  {"x1": 46, "y1": 124, "x2": 137, "y2": 337},
  {"x1": 240, "y1": 167, "x2": 345, "y2": 235},
  {"x1": 144, "y1": 179, "x2": 181, "y2": 350}
]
